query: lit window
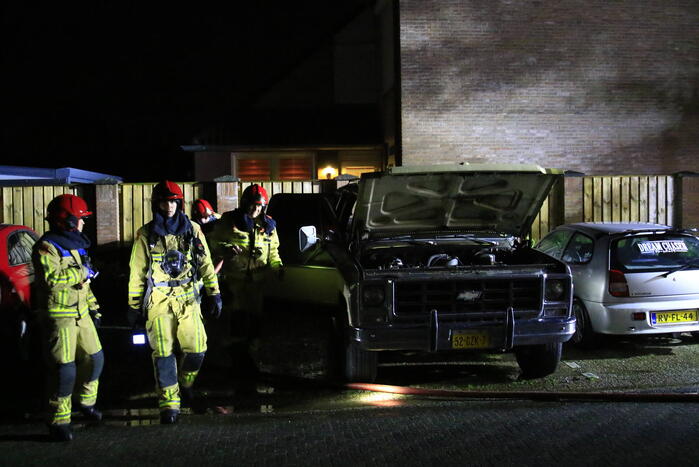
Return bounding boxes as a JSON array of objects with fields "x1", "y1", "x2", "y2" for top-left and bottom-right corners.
[
  {"x1": 238, "y1": 159, "x2": 271, "y2": 181},
  {"x1": 279, "y1": 158, "x2": 311, "y2": 180},
  {"x1": 318, "y1": 166, "x2": 339, "y2": 180}
]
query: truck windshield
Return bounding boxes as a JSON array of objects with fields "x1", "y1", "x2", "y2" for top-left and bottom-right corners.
[{"x1": 611, "y1": 234, "x2": 699, "y2": 272}]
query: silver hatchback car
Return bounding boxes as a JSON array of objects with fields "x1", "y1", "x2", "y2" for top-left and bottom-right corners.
[{"x1": 536, "y1": 223, "x2": 699, "y2": 345}]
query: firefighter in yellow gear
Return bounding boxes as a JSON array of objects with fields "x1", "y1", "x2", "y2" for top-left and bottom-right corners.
[
  {"x1": 128, "y1": 181, "x2": 222, "y2": 425},
  {"x1": 32, "y1": 194, "x2": 104, "y2": 442},
  {"x1": 209, "y1": 184, "x2": 282, "y2": 378}
]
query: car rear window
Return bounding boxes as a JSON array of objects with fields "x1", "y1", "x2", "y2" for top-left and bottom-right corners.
[
  {"x1": 611, "y1": 233, "x2": 699, "y2": 272},
  {"x1": 8, "y1": 230, "x2": 37, "y2": 266}
]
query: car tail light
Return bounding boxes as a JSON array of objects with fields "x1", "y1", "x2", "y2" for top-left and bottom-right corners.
[{"x1": 608, "y1": 269, "x2": 629, "y2": 297}]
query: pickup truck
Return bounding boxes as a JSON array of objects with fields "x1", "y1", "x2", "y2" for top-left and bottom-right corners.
[{"x1": 265, "y1": 164, "x2": 575, "y2": 382}]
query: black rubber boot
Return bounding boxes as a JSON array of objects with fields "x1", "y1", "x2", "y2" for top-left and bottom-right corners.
[
  {"x1": 180, "y1": 385, "x2": 194, "y2": 404},
  {"x1": 160, "y1": 409, "x2": 179, "y2": 425},
  {"x1": 80, "y1": 405, "x2": 103, "y2": 422},
  {"x1": 49, "y1": 424, "x2": 74, "y2": 442},
  {"x1": 180, "y1": 386, "x2": 207, "y2": 414}
]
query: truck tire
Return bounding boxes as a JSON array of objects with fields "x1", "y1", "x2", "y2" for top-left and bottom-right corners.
[
  {"x1": 514, "y1": 342, "x2": 562, "y2": 379},
  {"x1": 345, "y1": 341, "x2": 378, "y2": 383}
]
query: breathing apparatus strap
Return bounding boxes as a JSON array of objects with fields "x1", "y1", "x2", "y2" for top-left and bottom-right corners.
[
  {"x1": 267, "y1": 224, "x2": 272, "y2": 265},
  {"x1": 141, "y1": 227, "x2": 161, "y2": 313},
  {"x1": 245, "y1": 225, "x2": 255, "y2": 281},
  {"x1": 44, "y1": 240, "x2": 86, "y2": 258},
  {"x1": 185, "y1": 229, "x2": 203, "y2": 304},
  {"x1": 153, "y1": 278, "x2": 193, "y2": 288}
]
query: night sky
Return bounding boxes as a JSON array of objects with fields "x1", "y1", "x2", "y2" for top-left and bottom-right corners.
[{"x1": 2, "y1": 3, "x2": 370, "y2": 181}]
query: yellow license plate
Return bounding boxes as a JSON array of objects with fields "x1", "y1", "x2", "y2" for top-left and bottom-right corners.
[
  {"x1": 651, "y1": 310, "x2": 698, "y2": 325},
  {"x1": 452, "y1": 331, "x2": 491, "y2": 349}
]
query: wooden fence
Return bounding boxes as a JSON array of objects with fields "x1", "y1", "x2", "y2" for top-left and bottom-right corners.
[
  {"x1": 120, "y1": 182, "x2": 204, "y2": 243},
  {"x1": 1, "y1": 185, "x2": 82, "y2": 236},
  {"x1": 239, "y1": 180, "x2": 319, "y2": 197},
  {"x1": 120, "y1": 180, "x2": 318, "y2": 243},
  {"x1": 529, "y1": 174, "x2": 676, "y2": 243},
  {"x1": 119, "y1": 180, "x2": 318, "y2": 244},
  {"x1": 582, "y1": 175, "x2": 674, "y2": 224},
  {"x1": 0, "y1": 175, "x2": 684, "y2": 246}
]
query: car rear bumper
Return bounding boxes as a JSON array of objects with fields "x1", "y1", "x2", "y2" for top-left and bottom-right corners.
[
  {"x1": 352, "y1": 316, "x2": 575, "y2": 352},
  {"x1": 583, "y1": 298, "x2": 699, "y2": 335}
]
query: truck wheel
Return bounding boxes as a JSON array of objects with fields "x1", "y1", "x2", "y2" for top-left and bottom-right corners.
[
  {"x1": 345, "y1": 341, "x2": 377, "y2": 383},
  {"x1": 570, "y1": 300, "x2": 600, "y2": 349},
  {"x1": 514, "y1": 342, "x2": 562, "y2": 379}
]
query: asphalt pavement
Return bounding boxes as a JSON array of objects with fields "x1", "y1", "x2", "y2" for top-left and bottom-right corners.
[
  {"x1": 3, "y1": 326, "x2": 699, "y2": 466},
  {"x1": 0, "y1": 397, "x2": 697, "y2": 466}
]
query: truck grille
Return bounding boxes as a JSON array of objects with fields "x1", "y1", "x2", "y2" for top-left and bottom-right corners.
[{"x1": 394, "y1": 278, "x2": 542, "y2": 323}]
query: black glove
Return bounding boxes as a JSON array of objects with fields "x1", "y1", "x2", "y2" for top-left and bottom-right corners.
[
  {"x1": 127, "y1": 306, "x2": 145, "y2": 328},
  {"x1": 277, "y1": 267, "x2": 285, "y2": 280},
  {"x1": 207, "y1": 294, "x2": 223, "y2": 319},
  {"x1": 89, "y1": 309, "x2": 101, "y2": 328}
]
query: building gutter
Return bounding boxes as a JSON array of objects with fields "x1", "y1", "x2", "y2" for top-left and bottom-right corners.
[{"x1": 180, "y1": 144, "x2": 384, "y2": 153}]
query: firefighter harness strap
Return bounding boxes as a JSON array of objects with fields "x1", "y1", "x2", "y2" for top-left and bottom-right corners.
[{"x1": 153, "y1": 278, "x2": 193, "y2": 288}]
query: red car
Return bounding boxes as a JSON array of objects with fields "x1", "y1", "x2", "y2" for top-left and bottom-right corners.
[
  {"x1": 0, "y1": 224, "x2": 38, "y2": 318},
  {"x1": 1, "y1": 224, "x2": 41, "y2": 416}
]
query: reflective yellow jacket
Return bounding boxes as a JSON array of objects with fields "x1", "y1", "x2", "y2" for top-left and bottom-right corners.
[
  {"x1": 128, "y1": 220, "x2": 220, "y2": 310},
  {"x1": 209, "y1": 210, "x2": 282, "y2": 281},
  {"x1": 32, "y1": 240, "x2": 99, "y2": 319}
]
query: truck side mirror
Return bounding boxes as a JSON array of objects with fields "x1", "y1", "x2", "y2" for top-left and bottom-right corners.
[{"x1": 299, "y1": 225, "x2": 318, "y2": 252}]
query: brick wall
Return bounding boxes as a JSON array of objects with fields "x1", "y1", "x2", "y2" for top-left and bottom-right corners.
[
  {"x1": 679, "y1": 176, "x2": 699, "y2": 227},
  {"x1": 95, "y1": 184, "x2": 120, "y2": 246},
  {"x1": 400, "y1": 0, "x2": 699, "y2": 175}
]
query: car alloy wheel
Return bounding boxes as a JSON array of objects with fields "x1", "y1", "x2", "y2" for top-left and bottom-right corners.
[{"x1": 571, "y1": 300, "x2": 599, "y2": 348}]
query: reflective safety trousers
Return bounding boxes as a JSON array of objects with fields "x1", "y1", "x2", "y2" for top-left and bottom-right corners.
[
  {"x1": 44, "y1": 315, "x2": 103, "y2": 425},
  {"x1": 127, "y1": 220, "x2": 220, "y2": 311},
  {"x1": 146, "y1": 298, "x2": 207, "y2": 411},
  {"x1": 32, "y1": 240, "x2": 99, "y2": 319}
]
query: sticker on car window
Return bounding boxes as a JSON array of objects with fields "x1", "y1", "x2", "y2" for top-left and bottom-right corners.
[{"x1": 637, "y1": 240, "x2": 688, "y2": 254}]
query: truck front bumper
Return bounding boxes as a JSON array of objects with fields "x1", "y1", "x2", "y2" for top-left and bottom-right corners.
[{"x1": 352, "y1": 314, "x2": 576, "y2": 352}]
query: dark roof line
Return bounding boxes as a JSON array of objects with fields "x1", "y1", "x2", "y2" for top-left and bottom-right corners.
[
  {"x1": 181, "y1": 143, "x2": 383, "y2": 152},
  {"x1": 0, "y1": 165, "x2": 123, "y2": 186}
]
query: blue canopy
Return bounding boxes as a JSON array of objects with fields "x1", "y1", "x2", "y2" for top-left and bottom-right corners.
[{"x1": 0, "y1": 165, "x2": 122, "y2": 186}]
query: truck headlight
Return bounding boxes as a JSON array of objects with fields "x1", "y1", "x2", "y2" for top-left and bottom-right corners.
[
  {"x1": 362, "y1": 285, "x2": 385, "y2": 306},
  {"x1": 545, "y1": 279, "x2": 566, "y2": 301}
]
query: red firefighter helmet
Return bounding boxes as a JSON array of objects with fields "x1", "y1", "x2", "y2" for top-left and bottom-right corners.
[
  {"x1": 152, "y1": 180, "x2": 184, "y2": 201},
  {"x1": 193, "y1": 199, "x2": 214, "y2": 219},
  {"x1": 240, "y1": 184, "x2": 269, "y2": 211},
  {"x1": 47, "y1": 194, "x2": 93, "y2": 231}
]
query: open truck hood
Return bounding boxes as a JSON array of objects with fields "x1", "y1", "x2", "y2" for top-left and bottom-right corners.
[{"x1": 353, "y1": 164, "x2": 562, "y2": 238}]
